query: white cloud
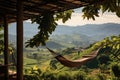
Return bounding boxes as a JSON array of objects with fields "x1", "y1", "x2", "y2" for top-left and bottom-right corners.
[
  {"x1": 25, "y1": 19, "x2": 32, "y2": 23},
  {"x1": 57, "y1": 13, "x2": 120, "y2": 26},
  {"x1": 25, "y1": 12, "x2": 120, "y2": 27}
]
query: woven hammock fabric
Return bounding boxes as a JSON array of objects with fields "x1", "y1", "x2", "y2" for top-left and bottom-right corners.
[{"x1": 46, "y1": 47, "x2": 101, "y2": 67}]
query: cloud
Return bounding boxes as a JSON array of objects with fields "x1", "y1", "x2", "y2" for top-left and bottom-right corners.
[
  {"x1": 25, "y1": 19, "x2": 32, "y2": 23},
  {"x1": 25, "y1": 12, "x2": 120, "y2": 27},
  {"x1": 57, "y1": 13, "x2": 120, "y2": 26}
]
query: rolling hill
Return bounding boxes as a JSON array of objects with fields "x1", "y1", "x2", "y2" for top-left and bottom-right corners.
[{"x1": 8, "y1": 22, "x2": 120, "y2": 48}]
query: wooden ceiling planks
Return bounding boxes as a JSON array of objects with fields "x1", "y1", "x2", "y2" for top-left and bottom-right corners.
[{"x1": 0, "y1": 0, "x2": 89, "y2": 23}]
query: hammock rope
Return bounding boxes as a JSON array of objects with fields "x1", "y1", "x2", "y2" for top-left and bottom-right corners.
[{"x1": 46, "y1": 47, "x2": 101, "y2": 67}]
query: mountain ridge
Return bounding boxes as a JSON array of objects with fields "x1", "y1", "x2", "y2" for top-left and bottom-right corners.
[
  {"x1": 9, "y1": 22, "x2": 120, "y2": 38},
  {"x1": 9, "y1": 22, "x2": 120, "y2": 48}
]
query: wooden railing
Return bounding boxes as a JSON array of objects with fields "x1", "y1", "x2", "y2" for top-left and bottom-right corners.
[{"x1": 0, "y1": 65, "x2": 16, "y2": 80}]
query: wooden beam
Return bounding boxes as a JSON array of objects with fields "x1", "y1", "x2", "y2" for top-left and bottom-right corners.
[
  {"x1": 16, "y1": 0, "x2": 23, "y2": 80},
  {"x1": 4, "y1": 15, "x2": 9, "y2": 80}
]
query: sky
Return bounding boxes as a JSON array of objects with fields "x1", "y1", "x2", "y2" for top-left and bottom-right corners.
[
  {"x1": 57, "y1": 13, "x2": 120, "y2": 26},
  {"x1": 57, "y1": 8, "x2": 120, "y2": 26},
  {"x1": 26, "y1": 8, "x2": 120, "y2": 27}
]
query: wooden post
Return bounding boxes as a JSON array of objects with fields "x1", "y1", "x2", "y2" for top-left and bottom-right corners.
[
  {"x1": 4, "y1": 15, "x2": 9, "y2": 80},
  {"x1": 16, "y1": 0, "x2": 23, "y2": 80}
]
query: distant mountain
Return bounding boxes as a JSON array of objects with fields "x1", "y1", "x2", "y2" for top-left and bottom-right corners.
[
  {"x1": 46, "y1": 41, "x2": 65, "y2": 49},
  {"x1": 9, "y1": 34, "x2": 30, "y2": 47},
  {"x1": 9, "y1": 22, "x2": 39, "y2": 38},
  {"x1": 50, "y1": 33, "x2": 94, "y2": 48},
  {"x1": 9, "y1": 34, "x2": 16, "y2": 44},
  {"x1": 9, "y1": 22, "x2": 120, "y2": 38},
  {"x1": 52, "y1": 23, "x2": 120, "y2": 40},
  {"x1": 8, "y1": 22, "x2": 120, "y2": 48}
]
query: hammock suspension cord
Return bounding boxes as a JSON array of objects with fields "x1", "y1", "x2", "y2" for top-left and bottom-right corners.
[{"x1": 46, "y1": 47, "x2": 101, "y2": 67}]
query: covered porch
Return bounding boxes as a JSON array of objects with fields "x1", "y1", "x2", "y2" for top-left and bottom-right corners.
[{"x1": 0, "y1": 0, "x2": 94, "y2": 80}]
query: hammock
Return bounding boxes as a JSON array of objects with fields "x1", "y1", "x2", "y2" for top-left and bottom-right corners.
[{"x1": 46, "y1": 47, "x2": 101, "y2": 67}]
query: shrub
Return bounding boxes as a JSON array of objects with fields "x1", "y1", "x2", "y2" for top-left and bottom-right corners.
[{"x1": 111, "y1": 63, "x2": 120, "y2": 78}]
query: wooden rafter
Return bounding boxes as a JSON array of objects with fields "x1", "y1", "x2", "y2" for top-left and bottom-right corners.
[{"x1": 0, "y1": 0, "x2": 90, "y2": 24}]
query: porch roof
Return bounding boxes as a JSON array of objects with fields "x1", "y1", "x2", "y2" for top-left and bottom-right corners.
[{"x1": 0, "y1": 0, "x2": 91, "y2": 24}]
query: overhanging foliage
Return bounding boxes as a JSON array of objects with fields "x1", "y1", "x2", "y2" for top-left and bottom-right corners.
[
  {"x1": 26, "y1": 0, "x2": 120, "y2": 47},
  {"x1": 26, "y1": 10, "x2": 73, "y2": 47}
]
